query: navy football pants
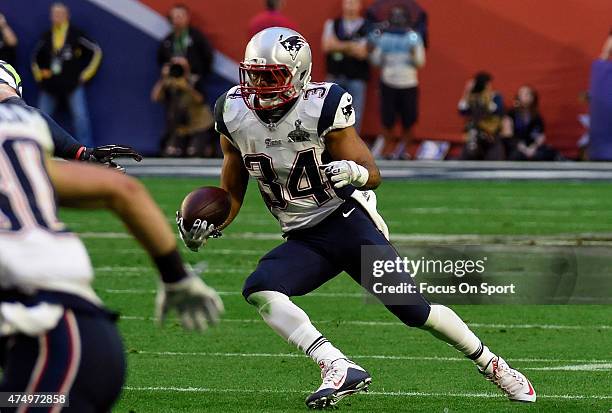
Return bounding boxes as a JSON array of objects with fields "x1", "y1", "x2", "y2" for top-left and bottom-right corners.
[
  {"x1": 243, "y1": 199, "x2": 431, "y2": 327},
  {"x1": 0, "y1": 309, "x2": 125, "y2": 412}
]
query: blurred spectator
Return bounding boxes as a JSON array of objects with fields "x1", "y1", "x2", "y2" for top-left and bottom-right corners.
[
  {"x1": 458, "y1": 72, "x2": 505, "y2": 160},
  {"x1": 501, "y1": 85, "x2": 560, "y2": 161},
  {"x1": 322, "y1": 0, "x2": 370, "y2": 132},
  {"x1": 600, "y1": 28, "x2": 612, "y2": 60},
  {"x1": 369, "y1": 6, "x2": 425, "y2": 159},
  {"x1": 158, "y1": 4, "x2": 213, "y2": 94},
  {"x1": 0, "y1": 13, "x2": 17, "y2": 65},
  {"x1": 152, "y1": 58, "x2": 215, "y2": 157},
  {"x1": 248, "y1": 0, "x2": 298, "y2": 37},
  {"x1": 366, "y1": 0, "x2": 428, "y2": 48},
  {"x1": 32, "y1": 2, "x2": 101, "y2": 148}
]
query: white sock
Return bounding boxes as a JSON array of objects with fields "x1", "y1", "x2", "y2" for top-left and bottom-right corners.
[
  {"x1": 247, "y1": 291, "x2": 346, "y2": 365},
  {"x1": 421, "y1": 304, "x2": 495, "y2": 369}
]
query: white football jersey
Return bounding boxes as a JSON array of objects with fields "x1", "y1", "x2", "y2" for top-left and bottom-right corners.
[
  {"x1": 0, "y1": 104, "x2": 98, "y2": 304},
  {"x1": 215, "y1": 82, "x2": 356, "y2": 233}
]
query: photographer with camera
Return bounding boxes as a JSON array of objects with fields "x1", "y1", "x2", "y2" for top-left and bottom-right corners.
[
  {"x1": 157, "y1": 4, "x2": 213, "y2": 94},
  {"x1": 151, "y1": 57, "x2": 214, "y2": 157},
  {"x1": 155, "y1": 4, "x2": 215, "y2": 157},
  {"x1": 458, "y1": 72, "x2": 505, "y2": 160}
]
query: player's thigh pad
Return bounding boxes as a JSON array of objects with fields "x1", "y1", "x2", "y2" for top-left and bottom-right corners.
[{"x1": 243, "y1": 239, "x2": 340, "y2": 299}]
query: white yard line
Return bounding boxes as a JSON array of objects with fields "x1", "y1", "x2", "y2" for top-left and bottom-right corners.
[
  {"x1": 103, "y1": 289, "x2": 363, "y2": 298},
  {"x1": 525, "y1": 363, "x2": 612, "y2": 371},
  {"x1": 102, "y1": 288, "x2": 612, "y2": 310},
  {"x1": 118, "y1": 315, "x2": 612, "y2": 331},
  {"x1": 88, "y1": 248, "x2": 261, "y2": 255},
  {"x1": 467, "y1": 322, "x2": 612, "y2": 330},
  {"x1": 95, "y1": 267, "x2": 248, "y2": 275},
  {"x1": 79, "y1": 231, "x2": 612, "y2": 245},
  {"x1": 131, "y1": 350, "x2": 612, "y2": 365},
  {"x1": 122, "y1": 386, "x2": 612, "y2": 400}
]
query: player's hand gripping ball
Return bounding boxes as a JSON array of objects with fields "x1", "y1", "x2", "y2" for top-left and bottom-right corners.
[{"x1": 176, "y1": 187, "x2": 231, "y2": 252}]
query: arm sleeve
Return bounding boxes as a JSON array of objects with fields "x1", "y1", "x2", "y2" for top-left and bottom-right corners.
[
  {"x1": 411, "y1": 33, "x2": 426, "y2": 68},
  {"x1": 317, "y1": 84, "x2": 355, "y2": 137},
  {"x1": 37, "y1": 108, "x2": 84, "y2": 159},
  {"x1": 214, "y1": 92, "x2": 237, "y2": 148},
  {"x1": 77, "y1": 34, "x2": 102, "y2": 82},
  {"x1": 31, "y1": 40, "x2": 47, "y2": 82}
]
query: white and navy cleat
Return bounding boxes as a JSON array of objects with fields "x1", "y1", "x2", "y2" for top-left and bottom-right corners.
[
  {"x1": 481, "y1": 356, "x2": 536, "y2": 402},
  {"x1": 305, "y1": 358, "x2": 371, "y2": 409}
]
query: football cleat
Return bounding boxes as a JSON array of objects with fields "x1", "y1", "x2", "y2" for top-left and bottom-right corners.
[
  {"x1": 481, "y1": 356, "x2": 536, "y2": 402},
  {"x1": 305, "y1": 358, "x2": 371, "y2": 409}
]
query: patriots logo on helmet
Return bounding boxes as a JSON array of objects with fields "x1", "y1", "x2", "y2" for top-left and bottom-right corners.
[{"x1": 279, "y1": 35, "x2": 306, "y2": 61}]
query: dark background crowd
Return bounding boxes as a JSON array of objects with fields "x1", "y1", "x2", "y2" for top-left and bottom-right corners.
[{"x1": 1, "y1": 0, "x2": 611, "y2": 160}]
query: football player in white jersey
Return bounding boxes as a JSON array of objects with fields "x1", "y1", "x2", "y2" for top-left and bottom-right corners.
[
  {"x1": 177, "y1": 27, "x2": 535, "y2": 409},
  {"x1": 0, "y1": 103, "x2": 223, "y2": 411}
]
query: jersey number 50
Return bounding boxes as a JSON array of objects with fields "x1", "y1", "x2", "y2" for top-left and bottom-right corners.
[{"x1": 244, "y1": 149, "x2": 332, "y2": 210}]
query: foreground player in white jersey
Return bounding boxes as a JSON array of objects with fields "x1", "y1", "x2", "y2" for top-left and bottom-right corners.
[
  {"x1": 0, "y1": 103, "x2": 223, "y2": 412},
  {"x1": 177, "y1": 27, "x2": 536, "y2": 409}
]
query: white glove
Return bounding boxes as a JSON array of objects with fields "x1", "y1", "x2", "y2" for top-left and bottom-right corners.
[
  {"x1": 155, "y1": 274, "x2": 224, "y2": 331},
  {"x1": 0, "y1": 302, "x2": 64, "y2": 336},
  {"x1": 320, "y1": 160, "x2": 369, "y2": 188},
  {"x1": 176, "y1": 211, "x2": 221, "y2": 252}
]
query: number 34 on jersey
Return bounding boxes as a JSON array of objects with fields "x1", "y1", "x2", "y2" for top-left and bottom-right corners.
[{"x1": 215, "y1": 82, "x2": 355, "y2": 233}]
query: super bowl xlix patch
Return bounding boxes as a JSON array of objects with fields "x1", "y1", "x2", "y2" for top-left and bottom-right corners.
[{"x1": 287, "y1": 120, "x2": 310, "y2": 143}]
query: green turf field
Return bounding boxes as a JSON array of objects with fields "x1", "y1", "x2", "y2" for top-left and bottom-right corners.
[{"x1": 59, "y1": 178, "x2": 612, "y2": 412}]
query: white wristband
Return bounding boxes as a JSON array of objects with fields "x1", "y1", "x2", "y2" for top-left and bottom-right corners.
[{"x1": 353, "y1": 163, "x2": 369, "y2": 187}]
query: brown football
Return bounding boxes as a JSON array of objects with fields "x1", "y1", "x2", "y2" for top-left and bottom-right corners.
[{"x1": 180, "y1": 186, "x2": 231, "y2": 229}]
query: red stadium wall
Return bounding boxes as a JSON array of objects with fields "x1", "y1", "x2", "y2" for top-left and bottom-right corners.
[{"x1": 143, "y1": 0, "x2": 611, "y2": 157}]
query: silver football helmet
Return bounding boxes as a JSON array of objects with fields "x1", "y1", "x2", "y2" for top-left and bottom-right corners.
[{"x1": 239, "y1": 27, "x2": 312, "y2": 110}]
